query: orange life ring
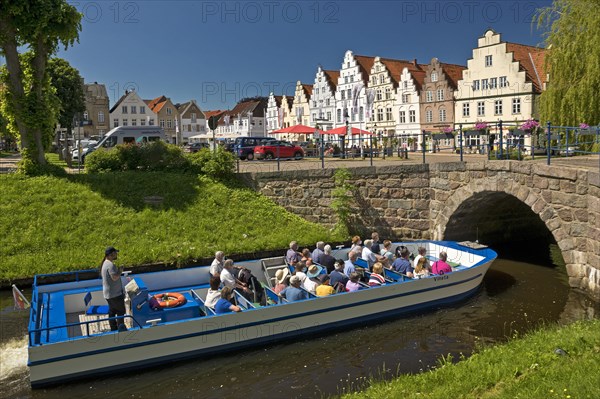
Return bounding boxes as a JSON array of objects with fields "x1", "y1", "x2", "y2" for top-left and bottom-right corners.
[{"x1": 153, "y1": 292, "x2": 187, "y2": 308}]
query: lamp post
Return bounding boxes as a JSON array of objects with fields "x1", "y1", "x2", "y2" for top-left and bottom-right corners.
[
  {"x1": 343, "y1": 110, "x2": 349, "y2": 159},
  {"x1": 383, "y1": 128, "x2": 387, "y2": 160}
]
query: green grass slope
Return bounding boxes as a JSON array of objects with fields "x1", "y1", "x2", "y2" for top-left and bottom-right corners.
[
  {"x1": 341, "y1": 319, "x2": 600, "y2": 399},
  {"x1": 0, "y1": 172, "x2": 340, "y2": 281}
]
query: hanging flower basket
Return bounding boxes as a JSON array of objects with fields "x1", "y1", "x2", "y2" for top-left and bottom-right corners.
[
  {"x1": 474, "y1": 121, "x2": 488, "y2": 133},
  {"x1": 520, "y1": 119, "x2": 539, "y2": 133}
]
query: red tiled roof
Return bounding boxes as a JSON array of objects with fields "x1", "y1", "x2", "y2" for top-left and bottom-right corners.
[
  {"x1": 379, "y1": 58, "x2": 422, "y2": 87},
  {"x1": 204, "y1": 110, "x2": 226, "y2": 120},
  {"x1": 506, "y1": 42, "x2": 547, "y2": 93},
  {"x1": 354, "y1": 55, "x2": 376, "y2": 81},
  {"x1": 439, "y1": 63, "x2": 467, "y2": 89},
  {"x1": 324, "y1": 70, "x2": 340, "y2": 90},
  {"x1": 302, "y1": 84, "x2": 313, "y2": 97}
]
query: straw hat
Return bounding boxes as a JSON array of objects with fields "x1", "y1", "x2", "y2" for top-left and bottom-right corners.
[
  {"x1": 275, "y1": 267, "x2": 289, "y2": 285},
  {"x1": 307, "y1": 264, "x2": 322, "y2": 278}
]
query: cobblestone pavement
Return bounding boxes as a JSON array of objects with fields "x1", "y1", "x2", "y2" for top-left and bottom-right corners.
[{"x1": 1, "y1": 152, "x2": 598, "y2": 174}]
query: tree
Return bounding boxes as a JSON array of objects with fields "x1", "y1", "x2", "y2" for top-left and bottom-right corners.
[
  {"x1": 47, "y1": 58, "x2": 86, "y2": 163},
  {"x1": 0, "y1": 0, "x2": 81, "y2": 168},
  {"x1": 536, "y1": 0, "x2": 600, "y2": 127}
]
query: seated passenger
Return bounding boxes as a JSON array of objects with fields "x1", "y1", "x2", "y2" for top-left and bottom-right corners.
[
  {"x1": 350, "y1": 235, "x2": 362, "y2": 255},
  {"x1": 214, "y1": 287, "x2": 242, "y2": 314},
  {"x1": 368, "y1": 262, "x2": 386, "y2": 286},
  {"x1": 204, "y1": 276, "x2": 221, "y2": 309},
  {"x1": 303, "y1": 264, "x2": 322, "y2": 294},
  {"x1": 370, "y1": 231, "x2": 381, "y2": 254},
  {"x1": 391, "y1": 246, "x2": 414, "y2": 278},
  {"x1": 286, "y1": 241, "x2": 301, "y2": 266},
  {"x1": 345, "y1": 272, "x2": 361, "y2": 292},
  {"x1": 413, "y1": 246, "x2": 430, "y2": 271},
  {"x1": 273, "y1": 268, "x2": 289, "y2": 294},
  {"x1": 344, "y1": 251, "x2": 359, "y2": 277},
  {"x1": 209, "y1": 251, "x2": 224, "y2": 277},
  {"x1": 431, "y1": 251, "x2": 453, "y2": 275},
  {"x1": 413, "y1": 257, "x2": 430, "y2": 279},
  {"x1": 311, "y1": 241, "x2": 325, "y2": 265},
  {"x1": 301, "y1": 248, "x2": 313, "y2": 266},
  {"x1": 362, "y1": 239, "x2": 384, "y2": 270},
  {"x1": 280, "y1": 275, "x2": 309, "y2": 302},
  {"x1": 221, "y1": 259, "x2": 252, "y2": 295},
  {"x1": 315, "y1": 274, "x2": 335, "y2": 297},
  {"x1": 380, "y1": 240, "x2": 394, "y2": 267},
  {"x1": 330, "y1": 259, "x2": 349, "y2": 289},
  {"x1": 320, "y1": 245, "x2": 336, "y2": 273}
]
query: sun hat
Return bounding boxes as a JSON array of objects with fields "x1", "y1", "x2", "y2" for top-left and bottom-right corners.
[
  {"x1": 275, "y1": 267, "x2": 289, "y2": 285},
  {"x1": 307, "y1": 264, "x2": 322, "y2": 278},
  {"x1": 105, "y1": 246, "x2": 119, "y2": 256},
  {"x1": 290, "y1": 275, "x2": 301, "y2": 285}
]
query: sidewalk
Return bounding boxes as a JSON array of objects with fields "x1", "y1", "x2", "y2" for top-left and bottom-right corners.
[{"x1": 0, "y1": 153, "x2": 20, "y2": 174}]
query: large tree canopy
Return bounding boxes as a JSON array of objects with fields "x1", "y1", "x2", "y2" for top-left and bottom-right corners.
[
  {"x1": 0, "y1": 0, "x2": 81, "y2": 168},
  {"x1": 537, "y1": 0, "x2": 600, "y2": 127}
]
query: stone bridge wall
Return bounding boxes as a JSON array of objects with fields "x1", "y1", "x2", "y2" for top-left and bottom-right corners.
[{"x1": 239, "y1": 161, "x2": 600, "y2": 299}]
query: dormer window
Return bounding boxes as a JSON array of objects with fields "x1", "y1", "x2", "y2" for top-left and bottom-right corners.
[{"x1": 431, "y1": 72, "x2": 438, "y2": 82}]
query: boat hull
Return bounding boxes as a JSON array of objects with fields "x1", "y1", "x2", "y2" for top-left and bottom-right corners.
[{"x1": 28, "y1": 241, "x2": 496, "y2": 387}]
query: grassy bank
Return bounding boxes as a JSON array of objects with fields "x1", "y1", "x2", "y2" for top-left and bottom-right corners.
[
  {"x1": 342, "y1": 319, "x2": 600, "y2": 399},
  {"x1": 0, "y1": 171, "x2": 342, "y2": 282}
]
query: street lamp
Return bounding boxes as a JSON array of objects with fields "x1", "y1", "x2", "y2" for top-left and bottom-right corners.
[{"x1": 342, "y1": 110, "x2": 349, "y2": 160}]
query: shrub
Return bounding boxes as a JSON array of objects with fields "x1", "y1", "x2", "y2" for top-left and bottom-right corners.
[
  {"x1": 186, "y1": 147, "x2": 235, "y2": 179},
  {"x1": 85, "y1": 148, "x2": 123, "y2": 173},
  {"x1": 86, "y1": 142, "x2": 190, "y2": 173}
]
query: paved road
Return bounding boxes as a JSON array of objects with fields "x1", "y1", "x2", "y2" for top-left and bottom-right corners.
[{"x1": 1, "y1": 152, "x2": 598, "y2": 174}]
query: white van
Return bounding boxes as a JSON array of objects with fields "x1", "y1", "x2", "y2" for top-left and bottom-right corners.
[{"x1": 82, "y1": 126, "x2": 166, "y2": 162}]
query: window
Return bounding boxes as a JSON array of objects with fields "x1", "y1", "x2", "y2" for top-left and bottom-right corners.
[
  {"x1": 409, "y1": 110, "x2": 416, "y2": 123},
  {"x1": 386, "y1": 107, "x2": 392, "y2": 121},
  {"x1": 402, "y1": 93, "x2": 410, "y2": 103},
  {"x1": 439, "y1": 108, "x2": 446, "y2": 122},
  {"x1": 167, "y1": 119, "x2": 172, "y2": 128},
  {"x1": 326, "y1": 98, "x2": 330, "y2": 106},
  {"x1": 426, "y1": 91, "x2": 433, "y2": 102},
  {"x1": 347, "y1": 89, "x2": 351, "y2": 99},
  {"x1": 485, "y1": 55, "x2": 493, "y2": 67},
  {"x1": 140, "y1": 106, "x2": 146, "y2": 114},
  {"x1": 359, "y1": 106, "x2": 364, "y2": 121},
  {"x1": 122, "y1": 106, "x2": 127, "y2": 114},
  {"x1": 313, "y1": 101, "x2": 317, "y2": 107},
  {"x1": 122, "y1": 119, "x2": 128, "y2": 126},
  {"x1": 477, "y1": 101, "x2": 485, "y2": 117},
  {"x1": 512, "y1": 98, "x2": 521, "y2": 114},
  {"x1": 426, "y1": 109, "x2": 433, "y2": 123},
  {"x1": 403, "y1": 81, "x2": 408, "y2": 89},
  {"x1": 113, "y1": 118, "x2": 119, "y2": 128},
  {"x1": 167, "y1": 107, "x2": 172, "y2": 115},
  {"x1": 437, "y1": 88, "x2": 444, "y2": 101},
  {"x1": 379, "y1": 76, "x2": 384, "y2": 85},
  {"x1": 490, "y1": 77, "x2": 497, "y2": 89},
  {"x1": 341, "y1": 90, "x2": 345, "y2": 100},
  {"x1": 482, "y1": 79, "x2": 489, "y2": 90},
  {"x1": 399, "y1": 111, "x2": 406, "y2": 124},
  {"x1": 98, "y1": 111, "x2": 105, "y2": 123},
  {"x1": 377, "y1": 89, "x2": 382, "y2": 101},
  {"x1": 472, "y1": 80, "x2": 480, "y2": 91},
  {"x1": 83, "y1": 111, "x2": 89, "y2": 120},
  {"x1": 462, "y1": 103, "x2": 470, "y2": 117},
  {"x1": 337, "y1": 109, "x2": 342, "y2": 122},
  {"x1": 149, "y1": 118, "x2": 155, "y2": 125},
  {"x1": 494, "y1": 100, "x2": 503, "y2": 115},
  {"x1": 141, "y1": 119, "x2": 146, "y2": 126},
  {"x1": 377, "y1": 108, "x2": 383, "y2": 122},
  {"x1": 131, "y1": 119, "x2": 137, "y2": 126},
  {"x1": 327, "y1": 111, "x2": 331, "y2": 121},
  {"x1": 191, "y1": 113, "x2": 197, "y2": 123},
  {"x1": 431, "y1": 71, "x2": 438, "y2": 82},
  {"x1": 499, "y1": 76, "x2": 508, "y2": 87},
  {"x1": 350, "y1": 75, "x2": 354, "y2": 82},
  {"x1": 131, "y1": 106, "x2": 137, "y2": 114},
  {"x1": 344, "y1": 76, "x2": 348, "y2": 84},
  {"x1": 160, "y1": 119, "x2": 165, "y2": 128},
  {"x1": 385, "y1": 87, "x2": 391, "y2": 100}
]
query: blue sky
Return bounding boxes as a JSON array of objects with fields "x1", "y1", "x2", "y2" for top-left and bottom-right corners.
[{"x1": 53, "y1": 0, "x2": 552, "y2": 110}]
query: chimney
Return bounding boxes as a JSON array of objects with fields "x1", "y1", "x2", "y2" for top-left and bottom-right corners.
[{"x1": 412, "y1": 59, "x2": 417, "y2": 67}]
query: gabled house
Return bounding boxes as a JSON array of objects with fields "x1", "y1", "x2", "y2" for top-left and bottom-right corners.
[
  {"x1": 291, "y1": 81, "x2": 313, "y2": 127},
  {"x1": 147, "y1": 95, "x2": 180, "y2": 144},
  {"x1": 175, "y1": 100, "x2": 206, "y2": 144},
  {"x1": 213, "y1": 97, "x2": 268, "y2": 138},
  {"x1": 280, "y1": 95, "x2": 294, "y2": 129},
  {"x1": 454, "y1": 29, "x2": 546, "y2": 148},
  {"x1": 393, "y1": 60, "x2": 427, "y2": 149},
  {"x1": 266, "y1": 93, "x2": 284, "y2": 133},
  {"x1": 309, "y1": 67, "x2": 338, "y2": 132},
  {"x1": 420, "y1": 58, "x2": 466, "y2": 134},
  {"x1": 335, "y1": 51, "x2": 376, "y2": 134},
  {"x1": 109, "y1": 89, "x2": 155, "y2": 129},
  {"x1": 82, "y1": 82, "x2": 110, "y2": 139}
]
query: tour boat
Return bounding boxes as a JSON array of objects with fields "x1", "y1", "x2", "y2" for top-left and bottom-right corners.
[{"x1": 27, "y1": 240, "x2": 497, "y2": 387}]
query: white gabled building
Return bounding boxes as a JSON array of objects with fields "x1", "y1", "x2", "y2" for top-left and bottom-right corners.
[
  {"x1": 394, "y1": 62, "x2": 426, "y2": 150},
  {"x1": 454, "y1": 29, "x2": 546, "y2": 148},
  {"x1": 266, "y1": 93, "x2": 284, "y2": 133},
  {"x1": 290, "y1": 81, "x2": 313, "y2": 127},
  {"x1": 109, "y1": 90, "x2": 156, "y2": 129},
  {"x1": 213, "y1": 98, "x2": 268, "y2": 138},
  {"x1": 309, "y1": 67, "x2": 339, "y2": 132},
  {"x1": 175, "y1": 100, "x2": 207, "y2": 144}
]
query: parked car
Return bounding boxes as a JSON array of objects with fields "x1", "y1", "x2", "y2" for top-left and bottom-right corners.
[
  {"x1": 71, "y1": 140, "x2": 98, "y2": 161},
  {"x1": 184, "y1": 142, "x2": 209, "y2": 153},
  {"x1": 234, "y1": 136, "x2": 277, "y2": 160},
  {"x1": 254, "y1": 140, "x2": 305, "y2": 160}
]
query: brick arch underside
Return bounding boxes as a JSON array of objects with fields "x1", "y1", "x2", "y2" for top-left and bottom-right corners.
[{"x1": 432, "y1": 176, "x2": 575, "y2": 265}]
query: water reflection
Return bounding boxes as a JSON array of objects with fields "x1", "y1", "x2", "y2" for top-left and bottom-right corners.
[{"x1": 0, "y1": 257, "x2": 598, "y2": 399}]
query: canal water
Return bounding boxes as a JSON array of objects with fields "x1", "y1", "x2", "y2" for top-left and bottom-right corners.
[{"x1": 1, "y1": 251, "x2": 598, "y2": 399}]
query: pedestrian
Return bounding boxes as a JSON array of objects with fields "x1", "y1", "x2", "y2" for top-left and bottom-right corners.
[{"x1": 101, "y1": 246, "x2": 127, "y2": 331}]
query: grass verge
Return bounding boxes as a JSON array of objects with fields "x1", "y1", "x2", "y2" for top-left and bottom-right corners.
[
  {"x1": 0, "y1": 171, "x2": 342, "y2": 281},
  {"x1": 340, "y1": 319, "x2": 600, "y2": 399}
]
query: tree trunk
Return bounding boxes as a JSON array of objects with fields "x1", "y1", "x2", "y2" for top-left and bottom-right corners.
[{"x1": 31, "y1": 35, "x2": 49, "y2": 165}]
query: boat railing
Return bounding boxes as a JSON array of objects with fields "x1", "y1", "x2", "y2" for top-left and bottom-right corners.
[
  {"x1": 29, "y1": 314, "x2": 143, "y2": 346},
  {"x1": 233, "y1": 290, "x2": 256, "y2": 310},
  {"x1": 190, "y1": 289, "x2": 209, "y2": 316}
]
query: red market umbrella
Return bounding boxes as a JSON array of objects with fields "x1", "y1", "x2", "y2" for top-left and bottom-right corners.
[
  {"x1": 324, "y1": 126, "x2": 373, "y2": 136},
  {"x1": 271, "y1": 124, "x2": 323, "y2": 135}
]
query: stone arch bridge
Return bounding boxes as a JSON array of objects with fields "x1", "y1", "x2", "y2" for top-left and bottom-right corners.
[{"x1": 241, "y1": 161, "x2": 599, "y2": 299}]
